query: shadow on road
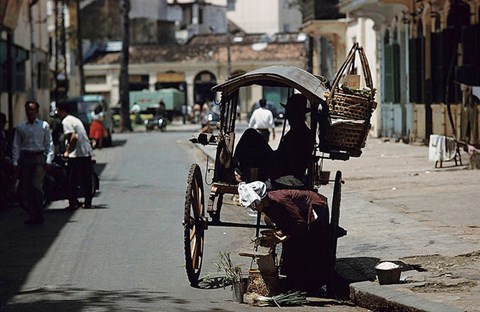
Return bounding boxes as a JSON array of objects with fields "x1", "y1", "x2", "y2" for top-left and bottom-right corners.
[
  {"x1": 0, "y1": 207, "x2": 76, "y2": 305},
  {"x1": 3, "y1": 287, "x2": 194, "y2": 312},
  {"x1": 110, "y1": 139, "x2": 127, "y2": 148}
]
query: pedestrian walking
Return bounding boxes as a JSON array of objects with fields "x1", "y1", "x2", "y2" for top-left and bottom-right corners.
[
  {"x1": 12, "y1": 101, "x2": 54, "y2": 224},
  {"x1": 248, "y1": 99, "x2": 275, "y2": 142},
  {"x1": 56, "y1": 102, "x2": 94, "y2": 209},
  {"x1": 193, "y1": 102, "x2": 201, "y2": 124},
  {"x1": 89, "y1": 104, "x2": 107, "y2": 149}
]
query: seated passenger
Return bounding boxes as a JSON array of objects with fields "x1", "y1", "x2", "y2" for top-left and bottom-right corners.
[{"x1": 234, "y1": 94, "x2": 313, "y2": 182}]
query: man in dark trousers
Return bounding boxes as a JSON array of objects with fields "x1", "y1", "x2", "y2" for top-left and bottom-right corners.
[
  {"x1": 56, "y1": 102, "x2": 94, "y2": 209},
  {"x1": 12, "y1": 101, "x2": 54, "y2": 224},
  {"x1": 248, "y1": 99, "x2": 275, "y2": 142}
]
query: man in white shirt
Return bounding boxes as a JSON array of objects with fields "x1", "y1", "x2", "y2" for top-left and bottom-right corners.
[
  {"x1": 56, "y1": 102, "x2": 94, "y2": 209},
  {"x1": 248, "y1": 99, "x2": 275, "y2": 142},
  {"x1": 12, "y1": 101, "x2": 54, "y2": 224}
]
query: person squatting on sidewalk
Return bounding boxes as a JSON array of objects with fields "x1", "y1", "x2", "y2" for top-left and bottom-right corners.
[
  {"x1": 56, "y1": 101, "x2": 94, "y2": 209},
  {"x1": 238, "y1": 181, "x2": 331, "y2": 291},
  {"x1": 12, "y1": 100, "x2": 54, "y2": 225}
]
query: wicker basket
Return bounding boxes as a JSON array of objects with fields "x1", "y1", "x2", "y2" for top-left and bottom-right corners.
[
  {"x1": 326, "y1": 43, "x2": 376, "y2": 120},
  {"x1": 246, "y1": 269, "x2": 279, "y2": 297},
  {"x1": 320, "y1": 43, "x2": 376, "y2": 157},
  {"x1": 325, "y1": 90, "x2": 376, "y2": 121},
  {"x1": 319, "y1": 121, "x2": 371, "y2": 157}
]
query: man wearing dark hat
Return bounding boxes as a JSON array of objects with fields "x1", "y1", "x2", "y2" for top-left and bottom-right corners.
[{"x1": 233, "y1": 93, "x2": 313, "y2": 182}]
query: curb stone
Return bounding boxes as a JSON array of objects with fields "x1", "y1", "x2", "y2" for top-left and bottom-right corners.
[{"x1": 349, "y1": 281, "x2": 466, "y2": 312}]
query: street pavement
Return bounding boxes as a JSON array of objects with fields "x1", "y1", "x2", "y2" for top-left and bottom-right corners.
[
  {"x1": 1, "y1": 119, "x2": 478, "y2": 311},
  {"x1": 174, "y1": 119, "x2": 480, "y2": 312}
]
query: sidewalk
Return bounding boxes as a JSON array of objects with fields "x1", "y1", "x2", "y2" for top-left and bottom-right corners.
[
  {"x1": 186, "y1": 122, "x2": 479, "y2": 312},
  {"x1": 325, "y1": 139, "x2": 479, "y2": 312}
]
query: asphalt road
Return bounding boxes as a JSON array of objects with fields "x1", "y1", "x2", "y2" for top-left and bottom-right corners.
[{"x1": 1, "y1": 129, "x2": 368, "y2": 311}]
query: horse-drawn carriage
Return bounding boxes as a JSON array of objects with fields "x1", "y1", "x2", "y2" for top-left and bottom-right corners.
[{"x1": 183, "y1": 43, "x2": 376, "y2": 289}]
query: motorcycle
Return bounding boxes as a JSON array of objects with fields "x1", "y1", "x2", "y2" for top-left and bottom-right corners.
[
  {"x1": 144, "y1": 114, "x2": 167, "y2": 131},
  {"x1": 43, "y1": 154, "x2": 99, "y2": 208}
]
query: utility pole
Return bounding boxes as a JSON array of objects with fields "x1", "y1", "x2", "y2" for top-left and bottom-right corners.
[
  {"x1": 76, "y1": 0, "x2": 85, "y2": 94},
  {"x1": 119, "y1": 0, "x2": 132, "y2": 132},
  {"x1": 226, "y1": 24, "x2": 231, "y2": 78},
  {"x1": 54, "y1": 0, "x2": 68, "y2": 102},
  {"x1": 29, "y1": 0, "x2": 38, "y2": 99}
]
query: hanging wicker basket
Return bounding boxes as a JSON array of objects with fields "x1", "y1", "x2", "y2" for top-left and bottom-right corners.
[
  {"x1": 327, "y1": 42, "x2": 377, "y2": 121},
  {"x1": 319, "y1": 43, "x2": 377, "y2": 157},
  {"x1": 324, "y1": 90, "x2": 377, "y2": 121},
  {"x1": 320, "y1": 121, "x2": 371, "y2": 157}
]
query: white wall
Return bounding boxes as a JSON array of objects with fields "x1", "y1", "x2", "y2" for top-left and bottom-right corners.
[
  {"x1": 226, "y1": 0, "x2": 301, "y2": 35},
  {"x1": 345, "y1": 17, "x2": 379, "y2": 137}
]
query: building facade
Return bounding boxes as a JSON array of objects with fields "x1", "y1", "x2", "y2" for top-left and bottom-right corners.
[
  {"x1": 83, "y1": 32, "x2": 308, "y2": 116},
  {"x1": 0, "y1": 0, "x2": 51, "y2": 128},
  {"x1": 337, "y1": 0, "x2": 480, "y2": 144}
]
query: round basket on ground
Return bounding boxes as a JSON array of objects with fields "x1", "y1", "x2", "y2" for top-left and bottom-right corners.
[{"x1": 246, "y1": 269, "x2": 279, "y2": 297}]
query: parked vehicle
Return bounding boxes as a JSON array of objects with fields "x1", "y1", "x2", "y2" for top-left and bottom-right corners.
[
  {"x1": 129, "y1": 88, "x2": 185, "y2": 120},
  {"x1": 43, "y1": 154, "x2": 99, "y2": 208},
  {"x1": 144, "y1": 115, "x2": 167, "y2": 131},
  {"x1": 55, "y1": 95, "x2": 113, "y2": 147}
]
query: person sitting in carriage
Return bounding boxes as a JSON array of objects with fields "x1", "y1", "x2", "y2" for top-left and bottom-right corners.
[
  {"x1": 233, "y1": 93, "x2": 313, "y2": 183},
  {"x1": 238, "y1": 181, "x2": 330, "y2": 291}
]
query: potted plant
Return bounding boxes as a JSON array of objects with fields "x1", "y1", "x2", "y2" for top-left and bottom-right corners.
[{"x1": 215, "y1": 251, "x2": 245, "y2": 303}]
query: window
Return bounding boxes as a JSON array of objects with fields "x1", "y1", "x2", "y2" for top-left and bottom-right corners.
[
  {"x1": 408, "y1": 37, "x2": 425, "y2": 103},
  {"x1": 198, "y1": 8, "x2": 203, "y2": 25},
  {"x1": 0, "y1": 41, "x2": 28, "y2": 93},
  {"x1": 14, "y1": 48, "x2": 27, "y2": 92},
  {"x1": 227, "y1": 0, "x2": 236, "y2": 11},
  {"x1": 384, "y1": 43, "x2": 400, "y2": 103},
  {"x1": 37, "y1": 61, "x2": 51, "y2": 89},
  {"x1": 86, "y1": 75, "x2": 107, "y2": 85}
]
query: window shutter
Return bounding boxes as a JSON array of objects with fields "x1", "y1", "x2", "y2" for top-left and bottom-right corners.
[
  {"x1": 431, "y1": 32, "x2": 444, "y2": 103},
  {"x1": 384, "y1": 44, "x2": 394, "y2": 102},
  {"x1": 416, "y1": 37, "x2": 425, "y2": 103},
  {"x1": 37, "y1": 61, "x2": 51, "y2": 90},
  {"x1": 392, "y1": 43, "x2": 400, "y2": 103},
  {"x1": 408, "y1": 38, "x2": 417, "y2": 102}
]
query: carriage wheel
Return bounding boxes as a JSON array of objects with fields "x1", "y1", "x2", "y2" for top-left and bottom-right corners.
[
  {"x1": 183, "y1": 164, "x2": 206, "y2": 286},
  {"x1": 328, "y1": 170, "x2": 342, "y2": 271}
]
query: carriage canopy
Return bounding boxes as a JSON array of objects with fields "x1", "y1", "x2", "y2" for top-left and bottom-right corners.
[{"x1": 212, "y1": 66, "x2": 328, "y2": 104}]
